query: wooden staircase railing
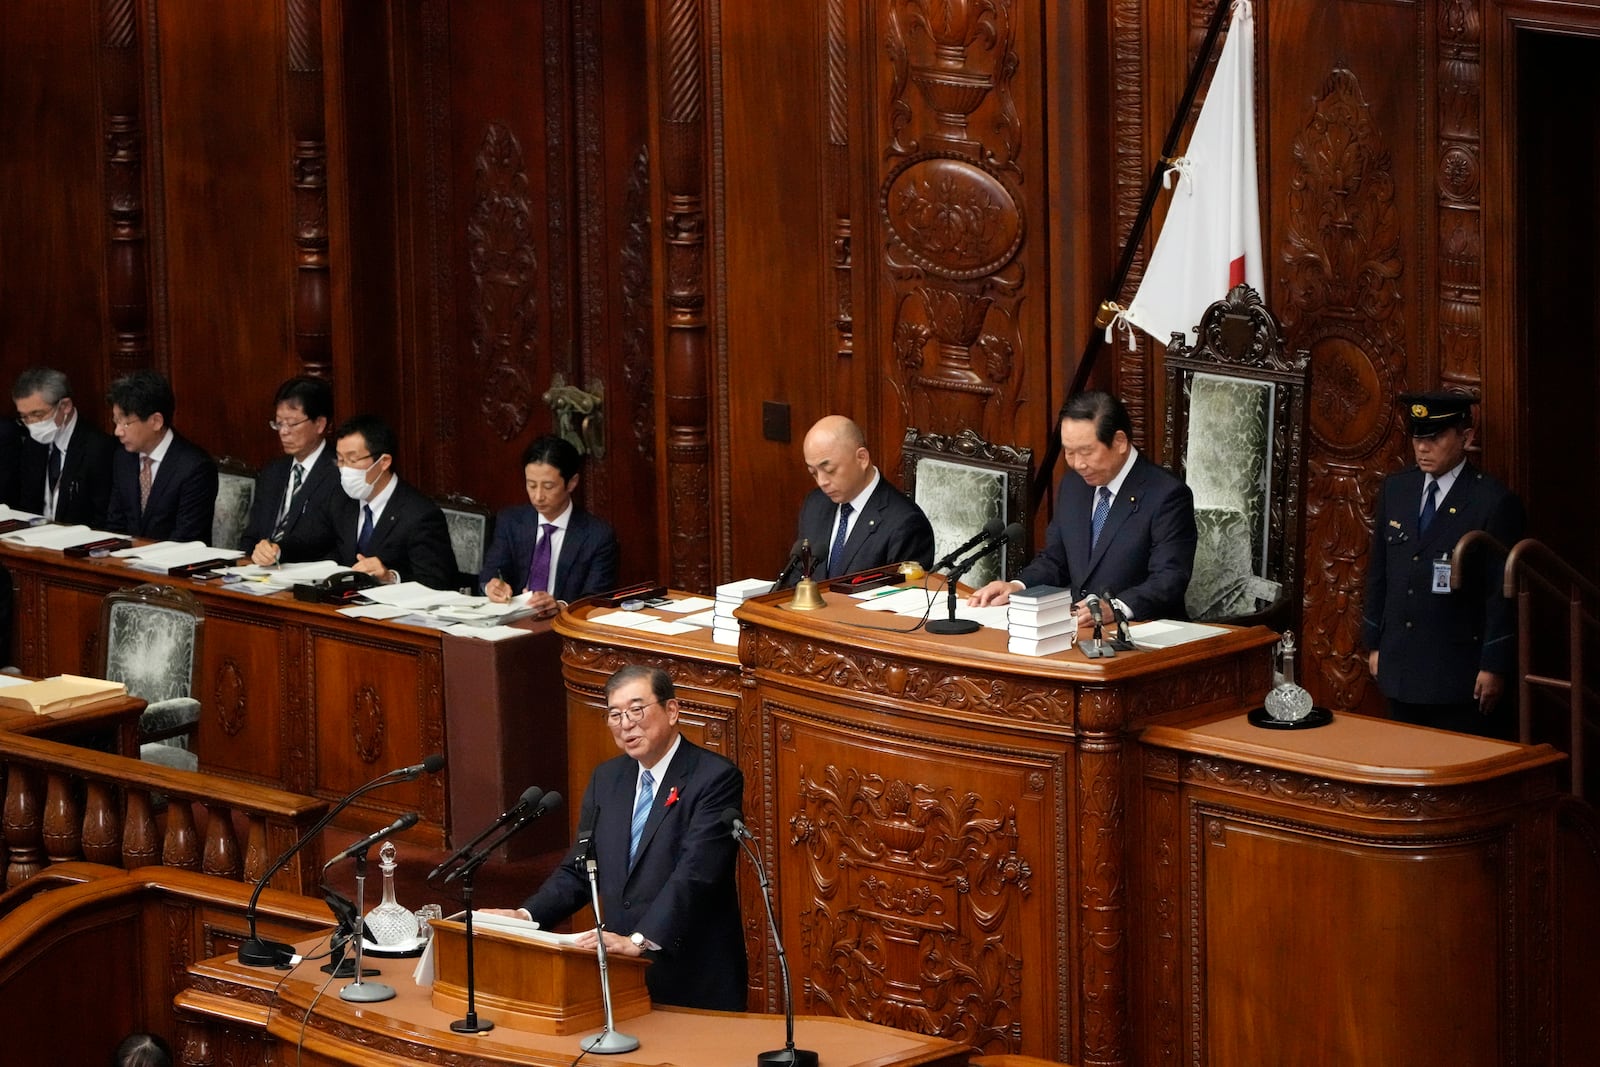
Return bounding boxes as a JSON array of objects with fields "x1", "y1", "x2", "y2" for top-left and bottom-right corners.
[{"x1": 0, "y1": 731, "x2": 328, "y2": 894}]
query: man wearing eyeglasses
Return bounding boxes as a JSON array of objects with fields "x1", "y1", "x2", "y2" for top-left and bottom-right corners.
[
  {"x1": 322, "y1": 414, "x2": 456, "y2": 590},
  {"x1": 502, "y1": 664, "x2": 747, "y2": 1012},
  {"x1": 103, "y1": 369, "x2": 217, "y2": 543},
  {"x1": 240, "y1": 377, "x2": 340, "y2": 564},
  {"x1": 11, "y1": 367, "x2": 116, "y2": 526}
]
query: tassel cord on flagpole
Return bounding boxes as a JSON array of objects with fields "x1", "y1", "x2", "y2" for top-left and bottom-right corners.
[{"x1": 1031, "y1": 0, "x2": 1241, "y2": 513}]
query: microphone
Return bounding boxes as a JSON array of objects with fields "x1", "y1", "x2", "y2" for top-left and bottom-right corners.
[
  {"x1": 720, "y1": 809, "x2": 818, "y2": 1067},
  {"x1": 573, "y1": 805, "x2": 599, "y2": 864},
  {"x1": 1105, "y1": 593, "x2": 1135, "y2": 650},
  {"x1": 950, "y1": 522, "x2": 1023, "y2": 579},
  {"x1": 928, "y1": 523, "x2": 1023, "y2": 637},
  {"x1": 441, "y1": 790, "x2": 563, "y2": 885},
  {"x1": 771, "y1": 538, "x2": 809, "y2": 592},
  {"x1": 932, "y1": 518, "x2": 1003, "y2": 572},
  {"x1": 1085, "y1": 592, "x2": 1104, "y2": 628},
  {"x1": 429, "y1": 785, "x2": 544, "y2": 882},
  {"x1": 323, "y1": 812, "x2": 420, "y2": 869},
  {"x1": 235, "y1": 753, "x2": 445, "y2": 967}
]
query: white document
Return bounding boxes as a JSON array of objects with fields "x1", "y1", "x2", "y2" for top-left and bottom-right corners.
[
  {"x1": 116, "y1": 541, "x2": 240, "y2": 571},
  {"x1": 656, "y1": 595, "x2": 715, "y2": 613},
  {"x1": 1128, "y1": 620, "x2": 1230, "y2": 649},
  {"x1": 0, "y1": 505, "x2": 43, "y2": 523},
  {"x1": 443, "y1": 624, "x2": 528, "y2": 641},
  {"x1": 361, "y1": 581, "x2": 476, "y2": 610},
  {"x1": 678, "y1": 609, "x2": 717, "y2": 628},
  {"x1": 2, "y1": 524, "x2": 94, "y2": 548},
  {"x1": 589, "y1": 609, "x2": 659, "y2": 629},
  {"x1": 853, "y1": 588, "x2": 936, "y2": 614},
  {"x1": 338, "y1": 603, "x2": 412, "y2": 620},
  {"x1": 634, "y1": 618, "x2": 698, "y2": 636}
]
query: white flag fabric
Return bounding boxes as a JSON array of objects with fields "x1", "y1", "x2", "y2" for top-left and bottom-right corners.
[{"x1": 1122, "y1": 0, "x2": 1262, "y2": 347}]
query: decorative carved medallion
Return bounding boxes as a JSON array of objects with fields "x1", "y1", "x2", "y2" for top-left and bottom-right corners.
[
  {"x1": 212, "y1": 659, "x2": 247, "y2": 737},
  {"x1": 468, "y1": 121, "x2": 538, "y2": 441},
  {"x1": 793, "y1": 764, "x2": 1031, "y2": 1053},
  {"x1": 350, "y1": 685, "x2": 385, "y2": 764}
]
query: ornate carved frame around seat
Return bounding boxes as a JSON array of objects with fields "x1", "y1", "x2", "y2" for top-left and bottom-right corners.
[
  {"x1": 901, "y1": 427, "x2": 1034, "y2": 580},
  {"x1": 1163, "y1": 283, "x2": 1311, "y2": 630}
]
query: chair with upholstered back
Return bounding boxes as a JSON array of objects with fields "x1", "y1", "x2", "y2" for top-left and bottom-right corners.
[
  {"x1": 100, "y1": 583, "x2": 204, "y2": 770},
  {"x1": 901, "y1": 428, "x2": 1033, "y2": 586},
  {"x1": 436, "y1": 493, "x2": 494, "y2": 593},
  {"x1": 1163, "y1": 283, "x2": 1311, "y2": 627},
  {"x1": 212, "y1": 455, "x2": 258, "y2": 551}
]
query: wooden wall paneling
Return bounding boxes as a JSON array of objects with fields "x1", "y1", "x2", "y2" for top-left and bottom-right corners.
[
  {"x1": 192, "y1": 610, "x2": 288, "y2": 793},
  {"x1": 152, "y1": 0, "x2": 297, "y2": 464},
  {"x1": 1262, "y1": 0, "x2": 1429, "y2": 714},
  {"x1": 103, "y1": 0, "x2": 156, "y2": 383},
  {"x1": 0, "y1": 1, "x2": 113, "y2": 403},
  {"x1": 287, "y1": 0, "x2": 333, "y2": 384}
]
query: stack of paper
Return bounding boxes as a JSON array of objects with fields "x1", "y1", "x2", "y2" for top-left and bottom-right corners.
[
  {"x1": 113, "y1": 541, "x2": 242, "y2": 573},
  {"x1": 713, "y1": 578, "x2": 770, "y2": 646},
  {"x1": 0, "y1": 674, "x2": 127, "y2": 715},
  {"x1": 1007, "y1": 585, "x2": 1078, "y2": 656}
]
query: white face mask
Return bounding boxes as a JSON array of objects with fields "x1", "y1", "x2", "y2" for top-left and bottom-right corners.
[
  {"x1": 340, "y1": 464, "x2": 377, "y2": 502},
  {"x1": 26, "y1": 417, "x2": 59, "y2": 446}
]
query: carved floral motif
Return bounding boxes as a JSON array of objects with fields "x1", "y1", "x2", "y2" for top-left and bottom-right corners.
[
  {"x1": 350, "y1": 685, "x2": 385, "y2": 764},
  {"x1": 467, "y1": 121, "x2": 538, "y2": 441}
]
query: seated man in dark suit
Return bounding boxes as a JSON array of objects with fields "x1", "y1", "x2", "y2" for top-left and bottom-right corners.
[
  {"x1": 789, "y1": 414, "x2": 935, "y2": 585},
  {"x1": 12, "y1": 367, "x2": 116, "y2": 526},
  {"x1": 495, "y1": 664, "x2": 747, "y2": 1012},
  {"x1": 479, "y1": 434, "x2": 620, "y2": 614},
  {"x1": 971, "y1": 390, "x2": 1197, "y2": 622},
  {"x1": 241, "y1": 376, "x2": 340, "y2": 565},
  {"x1": 325, "y1": 414, "x2": 456, "y2": 590},
  {"x1": 103, "y1": 370, "x2": 218, "y2": 542}
]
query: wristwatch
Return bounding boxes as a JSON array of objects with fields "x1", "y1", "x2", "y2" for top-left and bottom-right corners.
[{"x1": 629, "y1": 931, "x2": 646, "y2": 949}]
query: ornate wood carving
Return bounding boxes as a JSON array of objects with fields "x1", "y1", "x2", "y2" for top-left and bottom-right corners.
[
  {"x1": 286, "y1": 0, "x2": 332, "y2": 380},
  {"x1": 657, "y1": 0, "x2": 715, "y2": 588},
  {"x1": 1146, "y1": 781, "x2": 1181, "y2": 1067},
  {"x1": 213, "y1": 658, "x2": 246, "y2": 737},
  {"x1": 562, "y1": 637, "x2": 742, "y2": 692},
  {"x1": 620, "y1": 144, "x2": 656, "y2": 466},
  {"x1": 544, "y1": 0, "x2": 574, "y2": 382},
  {"x1": 467, "y1": 122, "x2": 539, "y2": 441},
  {"x1": 1075, "y1": 705, "x2": 1129, "y2": 1064},
  {"x1": 1109, "y1": 0, "x2": 1151, "y2": 440},
  {"x1": 1126, "y1": 662, "x2": 1241, "y2": 724},
  {"x1": 350, "y1": 684, "x2": 385, "y2": 764},
  {"x1": 881, "y1": 0, "x2": 1026, "y2": 436},
  {"x1": 826, "y1": 0, "x2": 854, "y2": 360},
  {"x1": 100, "y1": 0, "x2": 152, "y2": 377},
  {"x1": 1278, "y1": 69, "x2": 1407, "y2": 710},
  {"x1": 1436, "y1": 0, "x2": 1483, "y2": 388},
  {"x1": 792, "y1": 763, "x2": 1032, "y2": 1054},
  {"x1": 749, "y1": 630, "x2": 1075, "y2": 726}
]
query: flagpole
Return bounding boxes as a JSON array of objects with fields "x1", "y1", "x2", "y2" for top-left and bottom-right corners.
[{"x1": 1032, "y1": 0, "x2": 1240, "y2": 509}]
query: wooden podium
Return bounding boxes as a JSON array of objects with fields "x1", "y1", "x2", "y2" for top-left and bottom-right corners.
[{"x1": 429, "y1": 918, "x2": 651, "y2": 1035}]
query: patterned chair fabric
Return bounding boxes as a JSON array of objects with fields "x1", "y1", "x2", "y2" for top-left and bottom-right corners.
[
  {"x1": 901, "y1": 428, "x2": 1033, "y2": 585},
  {"x1": 437, "y1": 493, "x2": 494, "y2": 592},
  {"x1": 100, "y1": 583, "x2": 205, "y2": 771},
  {"x1": 212, "y1": 455, "x2": 258, "y2": 551}
]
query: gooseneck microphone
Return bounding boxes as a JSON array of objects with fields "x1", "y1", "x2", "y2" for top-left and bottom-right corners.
[
  {"x1": 442, "y1": 790, "x2": 562, "y2": 886},
  {"x1": 323, "y1": 811, "x2": 420, "y2": 870},
  {"x1": 722, "y1": 808, "x2": 818, "y2": 1067},
  {"x1": 325, "y1": 810, "x2": 420, "y2": 1005},
  {"x1": 236, "y1": 753, "x2": 445, "y2": 967},
  {"x1": 932, "y1": 518, "x2": 1004, "y2": 572},
  {"x1": 927, "y1": 522, "x2": 1024, "y2": 636},
  {"x1": 428, "y1": 785, "x2": 545, "y2": 882},
  {"x1": 771, "y1": 538, "x2": 809, "y2": 593}
]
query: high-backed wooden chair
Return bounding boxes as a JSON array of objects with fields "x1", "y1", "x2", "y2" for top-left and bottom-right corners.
[
  {"x1": 436, "y1": 492, "x2": 494, "y2": 592},
  {"x1": 901, "y1": 427, "x2": 1033, "y2": 584},
  {"x1": 211, "y1": 455, "x2": 258, "y2": 551},
  {"x1": 100, "y1": 582, "x2": 205, "y2": 770},
  {"x1": 1163, "y1": 283, "x2": 1311, "y2": 628}
]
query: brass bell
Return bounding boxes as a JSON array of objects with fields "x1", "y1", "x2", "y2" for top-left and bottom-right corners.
[{"x1": 788, "y1": 577, "x2": 826, "y2": 611}]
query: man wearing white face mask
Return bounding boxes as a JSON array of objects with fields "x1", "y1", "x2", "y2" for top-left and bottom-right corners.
[
  {"x1": 323, "y1": 414, "x2": 456, "y2": 590},
  {"x1": 11, "y1": 367, "x2": 115, "y2": 526}
]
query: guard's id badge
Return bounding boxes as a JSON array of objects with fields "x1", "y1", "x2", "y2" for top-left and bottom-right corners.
[{"x1": 1432, "y1": 556, "x2": 1452, "y2": 593}]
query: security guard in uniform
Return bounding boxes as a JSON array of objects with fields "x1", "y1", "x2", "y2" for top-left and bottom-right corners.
[{"x1": 1362, "y1": 391, "x2": 1524, "y2": 736}]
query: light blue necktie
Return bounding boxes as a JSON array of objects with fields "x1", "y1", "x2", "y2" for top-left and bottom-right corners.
[
  {"x1": 1091, "y1": 486, "x2": 1112, "y2": 547},
  {"x1": 1419, "y1": 480, "x2": 1438, "y2": 534},
  {"x1": 629, "y1": 769, "x2": 655, "y2": 864}
]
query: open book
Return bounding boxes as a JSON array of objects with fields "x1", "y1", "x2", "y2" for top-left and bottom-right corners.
[{"x1": 0, "y1": 675, "x2": 128, "y2": 715}]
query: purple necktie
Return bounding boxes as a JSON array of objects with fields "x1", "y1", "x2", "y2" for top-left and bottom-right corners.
[{"x1": 526, "y1": 522, "x2": 558, "y2": 593}]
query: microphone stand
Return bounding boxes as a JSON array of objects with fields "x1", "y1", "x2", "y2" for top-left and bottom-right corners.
[
  {"x1": 447, "y1": 848, "x2": 495, "y2": 1034},
  {"x1": 1105, "y1": 594, "x2": 1136, "y2": 651},
  {"x1": 1077, "y1": 596, "x2": 1113, "y2": 658},
  {"x1": 736, "y1": 830, "x2": 818, "y2": 1067},
  {"x1": 337, "y1": 847, "x2": 393, "y2": 1003},
  {"x1": 579, "y1": 836, "x2": 639, "y2": 1054}
]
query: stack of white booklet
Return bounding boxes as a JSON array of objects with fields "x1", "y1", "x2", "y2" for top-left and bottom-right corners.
[
  {"x1": 712, "y1": 577, "x2": 770, "y2": 646},
  {"x1": 1006, "y1": 585, "x2": 1078, "y2": 656}
]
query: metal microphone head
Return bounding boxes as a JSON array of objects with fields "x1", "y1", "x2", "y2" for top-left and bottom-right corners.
[{"x1": 1085, "y1": 593, "x2": 1104, "y2": 624}]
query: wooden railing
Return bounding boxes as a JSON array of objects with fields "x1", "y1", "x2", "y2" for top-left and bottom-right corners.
[{"x1": 0, "y1": 732, "x2": 328, "y2": 894}]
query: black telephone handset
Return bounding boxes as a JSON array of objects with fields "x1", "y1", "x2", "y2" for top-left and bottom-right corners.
[{"x1": 293, "y1": 569, "x2": 382, "y2": 604}]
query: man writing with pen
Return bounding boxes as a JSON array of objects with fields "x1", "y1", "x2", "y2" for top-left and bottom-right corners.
[
  {"x1": 478, "y1": 435, "x2": 619, "y2": 615},
  {"x1": 242, "y1": 376, "x2": 340, "y2": 565}
]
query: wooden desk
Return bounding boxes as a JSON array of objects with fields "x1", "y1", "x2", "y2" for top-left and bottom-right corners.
[
  {"x1": 179, "y1": 937, "x2": 970, "y2": 1067},
  {"x1": 555, "y1": 583, "x2": 1279, "y2": 1064},
  {"x1": 1134, "y1": 709, "x2": 1566, "y2": 1066},
  {"x1": 0, "y1": 539, "x2": 566, "y2": 852},
  {"x1": 0, "y1": 686, "x2": 145, "y2": 756}
]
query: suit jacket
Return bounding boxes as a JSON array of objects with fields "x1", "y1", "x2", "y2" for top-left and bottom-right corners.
[
  {"x1": 1362, "y1": 462, "x2": 1524, "y2": 705},
  {"x1": 240, "y1": 448, "x2": 340, "y2": 561},
  {"x1": 327, "y1": 479, "x2": 458, "y2": 590},
  {"x1": 16, "y1": 419, "x2": 116, "y2": 527},
  {"x1": 1019, "y1": 454, "x2": 1197, "y2": 621},
  {"x1": 792, "y1": 474, "x2": 935, "y2": 584},
  {"x1": 477, "y1": 504, "x2": 620, "y2": 602},
  {"x1": 521, "y1": 737, "x2": 746, "y2": 1011},
  {"x1": 104, "y1": 431, "x2": 218, "y2": 542}
]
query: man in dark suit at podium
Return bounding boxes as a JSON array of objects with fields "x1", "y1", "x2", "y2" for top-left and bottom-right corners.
[
  {"x1": 970, "y1": 390, "x2": 1197, "y2": 623},
  {"x1": 507, "y1": 664, "x2": 747, "y2": 1012},
  {"x1": 12, "y1": 366, "x2": 116, "y2": 526},
  {"x1": 788, "y1": 414, "x2": 934, "y2": 585},
  {"x1": 325, "y1": 414, "x2": 457, "y2": 590},
  {"x1": 104, "y1": 370, "x2": 218, "y2": 542},
  {"x1": 242, "y1": 376, "x2": 340, "y2": 564},
  {"x1": 1363, "y1": 391, "x2": 1524, "y2": 736}
]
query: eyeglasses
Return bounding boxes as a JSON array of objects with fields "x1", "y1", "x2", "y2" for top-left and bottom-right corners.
[
  {"x1": 113, "y1": 414, "x2": 147, "y2": 429},
  {"x1": 334, "y1": 452, "x2": 374, "y2": 469},
  {"x1": 269, "y1": 416, "x2": 312, "y2": 433},
  {"x1": 604, "y1": 699, "x2": 661, "y2": 726},
  {"x1": 16, "y1": 400, "x2": 59, "y2": 426}
]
